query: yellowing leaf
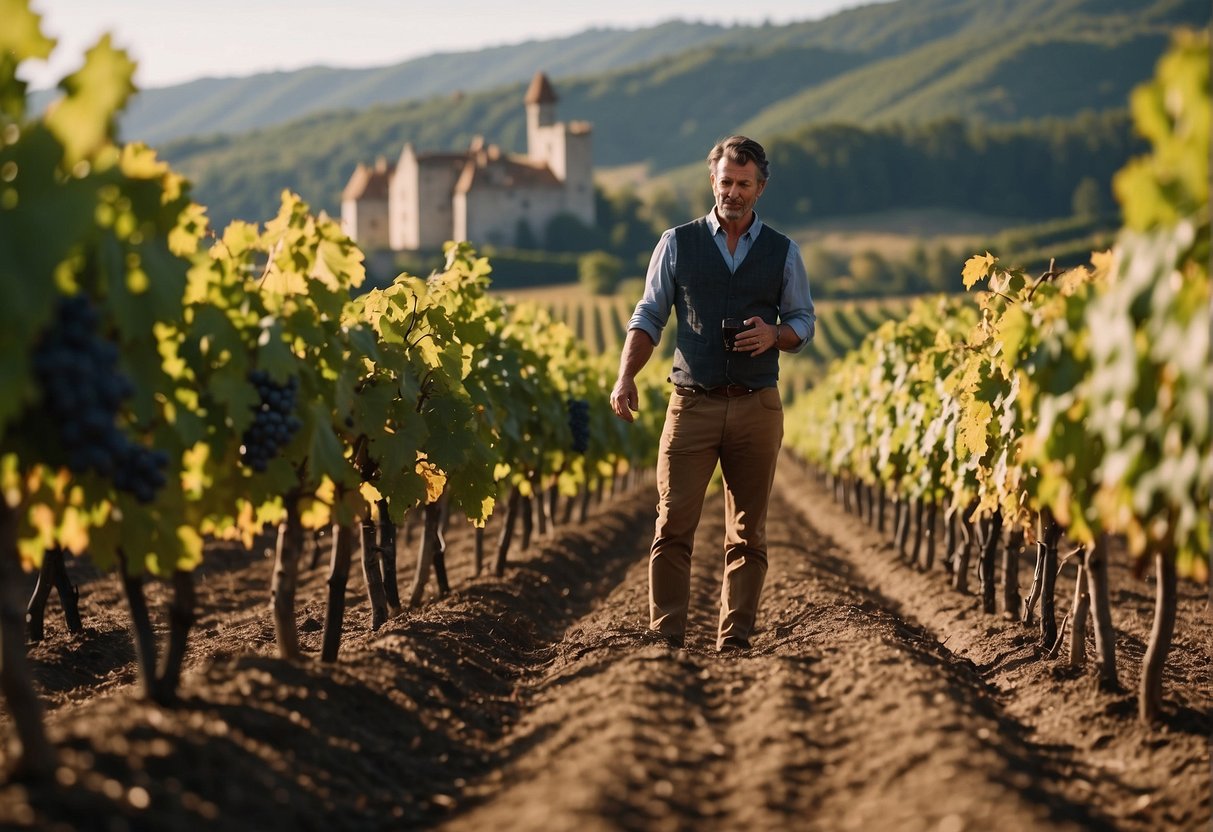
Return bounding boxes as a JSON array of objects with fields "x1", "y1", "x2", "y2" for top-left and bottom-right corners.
[
  {"x1": 415, "y1": 332, "x2": 442, "y2": 368},
  {"x1": 957, "y1": 359, "x2": 983, "y2": 395},
  {"x1": 220, "y1": 220, "x2": 260, "y2": 256},
  {"x1": 169, "y1": 203, "x2": 209, "y2": 256},
  {"x1": 996, "y1": 305, "x2": 1029, "y2": 361},
  {"x1": 962, "y1": 252, "x2": 997, "y2": 290},
  {"x1": 118, "y1": 142, "x2": 168, "y2": 180},
  {"x1": 301, "y1": 480, "x2": 335, "y2": 531},
  {"x1": 416, "y1": 458, "x2": 447, "y2": 504},
  {"x1": 58, "y1": 505, "x2": 92, "y2": 554},
  {"x1": 262, "y1": 263, "x2": 308, "y2": 296},
  {"x1": 958, "y1": 401, "x2": 993, "y2": 458},
  {"x1": 359, "y1": 481, "x2": 383, "y2": 504},
  {"x1": 316, "y1": 237, "x2": 365, "y2": 290},
  {"x1": 44, "y1": 35, "x2": 136, "y2": 166},
  {"x1": 0, "y1": 0, "x2": 55, "y2": 65},
  {"x1": 176, "y1": 525, "x2": 203, "y2": 571},
  {"x1": 473, "y1": 496, "x2": 495, "y2": 526}
]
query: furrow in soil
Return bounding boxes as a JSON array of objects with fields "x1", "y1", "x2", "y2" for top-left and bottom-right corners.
[{"x1": 435, "y1": 474, "x2": 1109, "y2": 831}]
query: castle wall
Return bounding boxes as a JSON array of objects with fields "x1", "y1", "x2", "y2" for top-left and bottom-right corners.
[
  {"x1": 560, "y1": 127, "x2": 595, "y2": 227},
  {"x1": 416, "y1": 163, "x2": 463, "y2": 250},
  {"x1": 343, "y1": 196, "x2": 390, "y2": 251},
  {"x1": 389, "y1": 148, "x2": 419, "y2": 250},
  {"x1": 459, "y1": 186, "x2": 567, "y2": 249}
]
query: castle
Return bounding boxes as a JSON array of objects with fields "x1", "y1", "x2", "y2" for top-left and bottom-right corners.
[{"x1": 340, "y1": 72, "x2": 594, "y2": 252}]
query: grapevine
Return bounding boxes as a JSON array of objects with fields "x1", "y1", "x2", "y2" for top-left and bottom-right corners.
[
  {"x1": 785, "y1": 29, "x2": 1210, "y2": 724},
  {"x1": 567, "y1": 398, "x2": 591, "y2": 454},
  {"x1": 240, "y1": 370, "x2": 302, "y2": 473}
]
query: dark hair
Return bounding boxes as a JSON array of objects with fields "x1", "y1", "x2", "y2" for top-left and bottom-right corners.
[{"x1": 707, "y1": 136, "x2": 769, "y2": 182}]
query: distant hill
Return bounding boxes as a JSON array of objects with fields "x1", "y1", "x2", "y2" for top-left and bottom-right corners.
[
  {"x1": 99, "y1": 22, "x2": 734, "y2": 145},
  {"x1": 146, "y1": 0, "x2": 1209, "y2": 230}
]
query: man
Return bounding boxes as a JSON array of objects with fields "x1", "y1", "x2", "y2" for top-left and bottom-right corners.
[{"x1": 610, "y1": 135, "x2": 815, "y2": 653}]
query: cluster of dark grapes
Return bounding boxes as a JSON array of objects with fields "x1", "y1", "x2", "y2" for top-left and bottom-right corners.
[
  {"x1": 32, "y1": 294, "x2": 168, "y2": 503},
  {"x1": 240, "y1": 370, "x2": 302, "y2": 472},
  {"x1": 567, "y1": 398, "x2": 590, "y2": 454}
]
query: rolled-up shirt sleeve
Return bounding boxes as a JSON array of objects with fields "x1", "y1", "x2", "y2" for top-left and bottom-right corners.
[
  {"x1": 779, "y1": 240, "x2": 815, "y2": 353},
  {"x1": 626, "y1": 228, "x2": 677, "y2": 345}
]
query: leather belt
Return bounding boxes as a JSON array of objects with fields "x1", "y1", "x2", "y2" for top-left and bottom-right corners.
[{"x1": 676, "y1": 384, "x2": 756, "y2": 398}]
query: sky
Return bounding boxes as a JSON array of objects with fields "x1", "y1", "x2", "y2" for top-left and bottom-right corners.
[{"x1": 19, "y1": 0, "x2": 886, "y2": 91}]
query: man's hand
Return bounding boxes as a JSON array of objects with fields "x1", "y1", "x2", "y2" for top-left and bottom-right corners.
[
  {"x1": 737, "y1": 317, "x2": 780, "y2": 356},
  {"x1": 610, "y1": 376, "x2": 639, "y2": 423},
  {"x1": 612, "y1": 329, "x2": 656, "y2": 422}
]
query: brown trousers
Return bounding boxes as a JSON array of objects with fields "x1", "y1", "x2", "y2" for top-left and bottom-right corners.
[{"x1": 649, "y1": 385, "x2": 784, "y2": 648}]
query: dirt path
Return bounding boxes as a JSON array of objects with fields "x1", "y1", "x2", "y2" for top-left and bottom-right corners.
[
  {"x1": 436, "y1": 472, "x2": 1104, "y2": 832},
  {"x1": 0, "y1": 460, "x2": 1208, "y2": 830}
]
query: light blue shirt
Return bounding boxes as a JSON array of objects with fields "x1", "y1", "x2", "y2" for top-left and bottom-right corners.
[{"x1": 627, "y1": 210, "x2": 815, "y2": 351}]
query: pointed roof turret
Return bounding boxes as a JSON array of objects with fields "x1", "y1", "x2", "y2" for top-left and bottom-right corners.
[
  {"x1": 342, "y1": 160, "x2": 394, "y2": 201},
  {"x1": 525, "y1": 71, "x2": 558, "y2": 105}
]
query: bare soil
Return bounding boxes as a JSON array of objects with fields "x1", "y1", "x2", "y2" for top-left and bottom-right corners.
[{"x1": 0, "y1": 458, "x2": 1209, "y2": 831}]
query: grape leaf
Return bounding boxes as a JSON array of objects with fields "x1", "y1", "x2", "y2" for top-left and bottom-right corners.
[
  {"x1": 962, "y1": 252, "x2": 996, "y2": 290},
  {"x1": 44, "y1": 35, "x2": 136, "y2": 167}
]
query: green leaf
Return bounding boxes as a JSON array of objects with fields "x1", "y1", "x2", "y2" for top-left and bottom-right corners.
[
  {"x1": 255, "y1": 320, "x2": 296, "y2": 381},
  {"x1": 306, "y1": 400, "x2": 351, "y2": 483},
  {"x1": 378, "y1": 410, "x2": 428, "y2": 476},
  {"x1": 208, "y1": 366, "x2": 259, "y2": 433}
]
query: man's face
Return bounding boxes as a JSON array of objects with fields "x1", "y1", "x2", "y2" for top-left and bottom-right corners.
[{"x1": 710, "y1": 157, "x2": 766, "y2": 224}]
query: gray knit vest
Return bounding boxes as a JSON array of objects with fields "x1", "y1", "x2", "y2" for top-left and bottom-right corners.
[{"x1": 669, "y1": 217, "x2": 790, "y2": 389}]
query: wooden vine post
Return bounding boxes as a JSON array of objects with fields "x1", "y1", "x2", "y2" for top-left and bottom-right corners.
[
  {"x1": 0, "y1": 502, "x2": 55, "y2": 778},
  {"x1": 271, "y1": 493, "x2": 305, "y2": 660}
]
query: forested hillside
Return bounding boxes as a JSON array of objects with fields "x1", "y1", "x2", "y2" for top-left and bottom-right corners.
[
  {"x1": 675, "y1": 111, "x2": 1142, "y2": 226},
  {"x1": 104, "y1": 0, "x2": 1210, "y2": 145},
  {"x1": 150, "y1": 0, "x2": 1208, "y2": 231},
  {"x1": 166, "y1": 108, "x2": 1142, "y2": 238},
  {"x1": 103, "y1": 22, "x2": 733, "y2": 145}
]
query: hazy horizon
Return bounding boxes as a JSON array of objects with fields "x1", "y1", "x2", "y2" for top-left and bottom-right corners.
[{"x1": 20, "y1": 0, "x2": 892, "y2": 91}]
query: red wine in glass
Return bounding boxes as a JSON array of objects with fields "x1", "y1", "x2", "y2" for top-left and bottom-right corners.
[{"x1": 722, "y1": 318, "x2": 743, "y2": 351}]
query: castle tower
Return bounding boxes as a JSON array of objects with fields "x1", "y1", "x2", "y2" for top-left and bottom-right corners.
[
  {"x1": 346, "y1": 69, "x2": 594, "y2": 252},
  {"x1": 522, "y1": 71, "x2": 594, "y2": 228},
  {"x1": 525, "y1": 71, "x2": 558, "y2": 164}
]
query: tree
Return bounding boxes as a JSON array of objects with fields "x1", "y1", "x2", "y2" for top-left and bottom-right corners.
[
  {"x1": 848, "y1": 250, "x2": 892, "y2": 295},
  {"x1": 579, "y1": 251, "x2": 624, "y2": 295},
  {"x1": 545, "y1": 212, "x2": 604, "y2": 253},
  {"x1": 1071, "y1": 176, "x2": 1109, "y2": 219},
  {"x1": 643, "y1": 187, "x2": 690, "y2": 235},
  {"x1": 514, "y1": 218, "x2": 539, "y2": 249},
  {"x1": 803, "y1": 246, "x2": 848, "y2": 287},
  {"x1": 926, "y1": 244, "x2": 961, "y2": 293}
]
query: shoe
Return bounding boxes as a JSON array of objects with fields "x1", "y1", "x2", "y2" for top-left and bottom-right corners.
[
  {"x1": 645, "y1": 629, "x2": 684, "y2": 649},
  {"x1": 717, "y1": 636, "x2": 750, "y2": 652}
]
